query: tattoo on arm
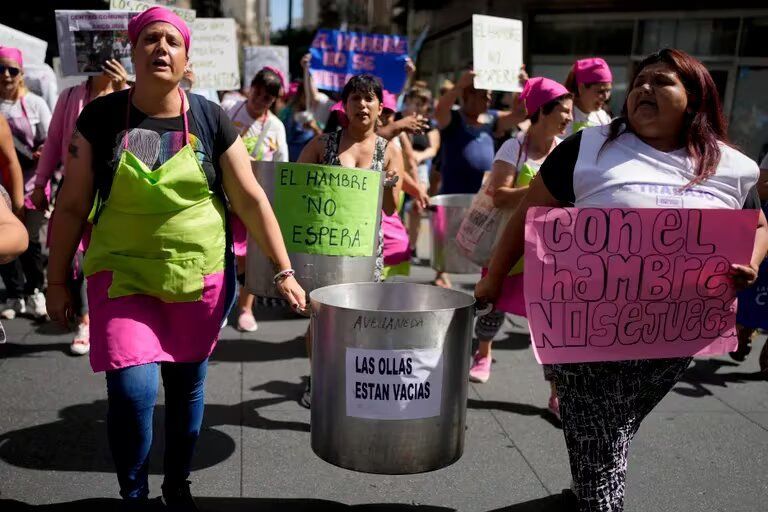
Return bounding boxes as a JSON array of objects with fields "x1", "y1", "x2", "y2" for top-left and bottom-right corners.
[{"x1": 68, "y1": 129, "x2": 81, "y2": 159}]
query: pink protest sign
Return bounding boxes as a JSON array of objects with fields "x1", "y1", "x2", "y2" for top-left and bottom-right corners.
[{"x1": 524, "y1": 208, "x2": 758, "y2": 364}]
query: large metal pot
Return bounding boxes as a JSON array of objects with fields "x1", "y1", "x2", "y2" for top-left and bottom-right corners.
[
  {"x1": 309, "y1": 282, "x2": 476, "y2": 474},
  {"x1": 246, "y1": 161, "x2": 384, "y2": 298},
  {"x1": 429, "y1": 194, "x2": 482, "y2": 274}
]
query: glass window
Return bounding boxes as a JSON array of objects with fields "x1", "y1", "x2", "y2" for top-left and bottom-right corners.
[
  {"x1": 741, "y1": 17, "x2": 768, "y2": 57},
  {"x1": 637, "y1": 18, "x2": 738, "y2": 57},
  {"x1": 729, "y1": 67, "x2": 768, "y2": 161},
  {"x1": 530, "y1": 20, "x2": 634, "y2": 56}
]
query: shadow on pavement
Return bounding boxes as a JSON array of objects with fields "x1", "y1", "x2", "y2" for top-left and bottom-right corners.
[
  {"x1": 0, "y1": 495, "x2": 576, "y2": 511},
  {"x1": 0, "y1": 498, "x2": 458, "y2": 511},
  {"x1": 211, "y1": 336, "x2": 306, "y2": 363},
  {"x1": 0, "y1": 380, "x2": 311, "y2": 473},
  {"x1": 673, "y1": 358, "x2": 766, "y2": 398},
  {"x1": 491, "y1": 332, "x2": 531, "y2": 351},
  {"x1": 466, "y1": 399, "x2": 561, "y2": 429},
  {"x1": 0, "y1": 341, "x2": 72, "y2": 359}
]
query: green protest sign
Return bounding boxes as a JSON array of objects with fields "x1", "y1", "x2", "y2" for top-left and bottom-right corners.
[{"x1": 273, "y1": 162, "x2": 382, "y2": 257}]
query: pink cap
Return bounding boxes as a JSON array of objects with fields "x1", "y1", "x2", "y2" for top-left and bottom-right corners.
[
  {"x1": 382, "y1": 90, "x2": 397, "y2": 113},
  {"x1": 128, "y1": 6, "x2": 191, "y2": 51},
  {"x1": 330, "y1": 101, "x2": 345, "y2": 113},
  {"x1": 262, "y1": 66, "x2": 286, "y2": 93},
  {"x1": 0, "y1": 47, "x2": 23, "y2": 68},
  {"x1": 519, "y1": 77, "x2": 570, "y2": 117},
  {"x1": 573, "y1": 58, "x2": 612, "y2": 85}
]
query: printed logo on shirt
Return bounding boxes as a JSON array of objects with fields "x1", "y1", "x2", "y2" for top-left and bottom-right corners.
[{"x1": 656, "y1": 195, "x2": 683, "y2": 207}]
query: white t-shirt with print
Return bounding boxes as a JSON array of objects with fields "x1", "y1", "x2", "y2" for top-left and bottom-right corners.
[
  {"x1": 573, "y1": 125, "x2": 757, "y2": 210},
  {"x1": 0, "y1": 91, "x2": 51, "y2": 148},
  {"x1": 226, "y1": 100, "x2": 288, "y2": 162}
]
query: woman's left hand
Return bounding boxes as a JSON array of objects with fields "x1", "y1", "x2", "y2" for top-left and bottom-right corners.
[
  {"x1": 730, "y1": 263, "x2": 759, "y2": 291},
  {"x1": 277, "y1": 275, "x2": 308, "y2": 314}
]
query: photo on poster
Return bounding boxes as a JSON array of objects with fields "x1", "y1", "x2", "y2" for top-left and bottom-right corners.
[
  {"x1": 73, "y1": 30, "x2": 132, "y2": 74},
  {"x1": 55, "y1": 10, "x2": 138, "y2": 77}
]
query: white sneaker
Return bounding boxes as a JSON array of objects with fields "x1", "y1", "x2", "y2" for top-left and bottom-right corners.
[
  {"x1": 27, "y1": 289, "x2": 48, "y2": 319},
  {"x1": 1, "y1": 298, "x2": 26, "y2": 319},
  {"x1": 70, "y1": 323, "x2": 90, "y2": 356}
]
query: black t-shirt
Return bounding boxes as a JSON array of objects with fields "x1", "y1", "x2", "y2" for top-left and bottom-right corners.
[
  {"x1": 538, "y1": 131, "x2": 760, "y2": 209},
  {"x1": 76, "y1": 89, "x2": 239, "y2": 198}
]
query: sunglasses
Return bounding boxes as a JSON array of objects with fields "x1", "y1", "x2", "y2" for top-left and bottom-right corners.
[{"x1": 0, "y1": 65, "x2": 21, "y2": 77}]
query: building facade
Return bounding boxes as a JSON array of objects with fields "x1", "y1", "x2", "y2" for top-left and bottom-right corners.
[{"x1": 412, "y1": 1, "x2": 768, "y2": 160}]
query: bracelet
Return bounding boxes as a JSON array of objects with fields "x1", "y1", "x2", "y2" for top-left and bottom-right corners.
[{"x1": 273, "y1": 269, "x2": 295, "y2": 285}]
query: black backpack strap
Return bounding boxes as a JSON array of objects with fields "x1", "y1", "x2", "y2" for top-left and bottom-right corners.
[{"x1": 187, "y1": 93, "x2": 238, "y2": 323}]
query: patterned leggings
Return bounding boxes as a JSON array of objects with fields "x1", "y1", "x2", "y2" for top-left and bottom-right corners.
[
  {"x1": 474, "y1": 309, "x2": 506, "y2": 340},
  {"x1": 551, "y1": 357, "x2": 692, "y2": 512}
]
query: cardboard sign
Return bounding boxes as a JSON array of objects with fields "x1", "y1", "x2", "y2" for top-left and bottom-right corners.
[
  {"x1": 188, "y1": 18, "x2": 240, "y2": 90},
  {"x1": 0, "y1": 23, "x2": 47, "y2": 65},
  {"x1": 309, "y1": 29, "x2": 408, "y2": 93},
  {"x1": 243, "y1": 46, "x2": 289, "y2": 91},
  {"x1": 472, "y1": 15, "x2": 523, "y2": 92},
  {"x1": 524, "y1": 207, "x2": 757, "y2": 364},
  {"x1": 109, "y1": 0, "x2": 196, "y2": 23},
  {"x1": 55, "y1": 10, "x2": 138, "y2": 77},
  {"x1": 346, "y1": 347, "x2": 443, "y2": 420},
  {"x1": 273, "y1": 163, "x2": 382, "y2": 257}
]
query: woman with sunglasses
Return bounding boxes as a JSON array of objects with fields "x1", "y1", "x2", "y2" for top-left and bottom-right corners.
[
  {"x1": 46, "y1": 7, "x2": 306, "y2": 507},
  {"x1": 0, "y1": 46, "x2": 52, "y2": 322},
  {"x1": 476, "y1": 48, "x2": 768, "y2": 511}
]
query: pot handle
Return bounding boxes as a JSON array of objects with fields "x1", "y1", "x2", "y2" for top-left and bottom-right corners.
[{"x1": 475, "y1": 301, "x2": 493, "y2": 317}]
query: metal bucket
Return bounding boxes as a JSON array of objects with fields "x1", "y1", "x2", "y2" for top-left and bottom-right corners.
[
  {"x1": 310, "y1": 282, "x2": 476, "y2": 474},
  {"x1": 246, "y1": 161, "x2": 384, "y2": 298},
  {"x1": 429, "y1": 194, "x2": 482, "y2": 274}
]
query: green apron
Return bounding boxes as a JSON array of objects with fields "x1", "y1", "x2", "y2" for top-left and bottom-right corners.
[
  {"x1": 84, "y1": 89, "x2": 226, "y2": 303},
  {"x1": 571, "y1": 120, "x2": 591, "y2": 134}
]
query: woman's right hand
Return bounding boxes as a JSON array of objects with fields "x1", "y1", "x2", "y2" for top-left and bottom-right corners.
[
  {"x1": 277, "y1": 275, "x2": 308, "y2": 315},
  {"x1": 46, "y1": 284, "x2": 73, "y2": 328},
  {"x1": 456, "y1": 70, "x2": 476, "y2": 91},
  {"x1": 474, "y1": 275, "x2": 502, "y2": 308},
  {"x1": 30, "y1": 186, "x2": 48, "y2": 211}
]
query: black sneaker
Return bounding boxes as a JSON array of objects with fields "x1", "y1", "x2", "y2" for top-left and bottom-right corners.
[
  {"x1": 729, "y1": 333, "x2": 753, "y2": 362},
  {"x1": 161, "y1": 480, "x2": 199, "y2": 512},
  {"x1": 299, "y1": 377, "x2": 311, "y2": 409}
]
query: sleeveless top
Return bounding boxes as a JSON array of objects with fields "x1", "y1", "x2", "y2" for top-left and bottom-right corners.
[{"x1": 320, "y1": 130, "x2": 387, "y2": 281}]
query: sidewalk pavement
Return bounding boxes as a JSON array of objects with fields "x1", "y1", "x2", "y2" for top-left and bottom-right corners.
[{"x1": 0, "y1": 265, "x2": 766, "y2": 511}]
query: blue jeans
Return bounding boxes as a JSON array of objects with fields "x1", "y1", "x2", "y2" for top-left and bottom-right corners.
[{"x1": 105, "y1": 359, "x2": 208, "y2": 500}]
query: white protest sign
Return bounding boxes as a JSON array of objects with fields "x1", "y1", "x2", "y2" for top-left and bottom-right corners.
[
  {"x1": 0, "y1": 23, "x2": 48, "y2": 65},
  {"x1": 55, "y1": 10, "x2": 139, "y2": 77},
  {"x1": 346, "y1": 347, "x2": 443, "y2": 420},
  {"x1": 243, "y1": 46, "x2": 289, "y2": 90},
  {"x1": 189, "y1": 18, "x2": 240, "y2": 90},
  {"x1": 472, "y1": 15, "x2": 523, "y2": 92},
  {"x1": 109, "y1": 0, "x2": 197, "y2": 23}
]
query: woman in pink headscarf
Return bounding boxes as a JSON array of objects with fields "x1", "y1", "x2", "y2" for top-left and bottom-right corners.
[
  {"x1": 0, "y1": 46, "x2": 51, "y2": 321},
  {"x1": 45, "y1": 7, "x2": 306, "y2": 507},
  {"x1": 564, "y1": 57, "x2": 613, "y2": 134},
  {"x1": 468, "y1": 78, "x2": 573, "y2": 414}
]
